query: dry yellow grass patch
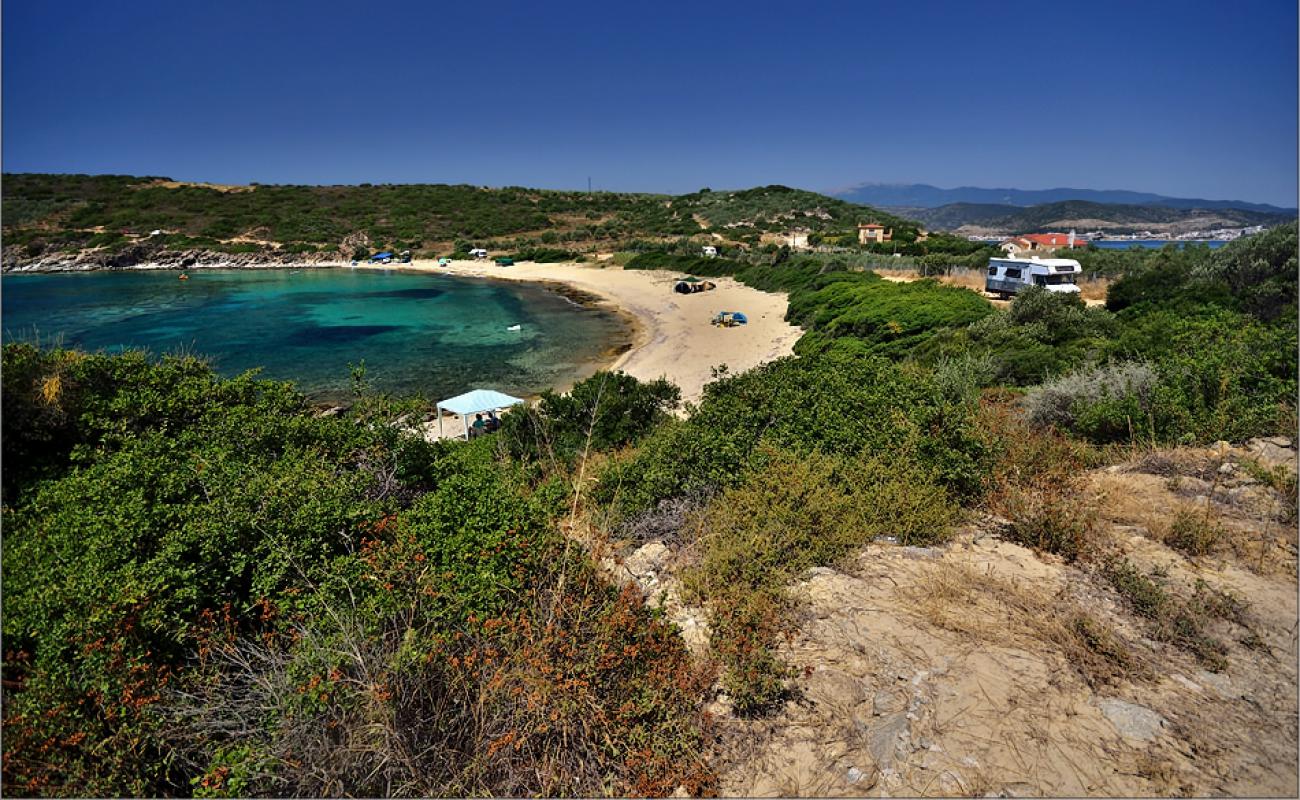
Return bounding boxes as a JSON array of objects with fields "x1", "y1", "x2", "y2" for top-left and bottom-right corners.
[
  {"x1": 40, "y1": 374, "x2": 62, "y2": 405},
  {"x1": 149, "y1": 180, "x2": 255, "y2": 193},
  {"x1": 899, "y1": 560, "x2": 1142, "y2": 687},
  {"x1": 1077, "y1": 277, "x2": 1111, "y2": 302}
]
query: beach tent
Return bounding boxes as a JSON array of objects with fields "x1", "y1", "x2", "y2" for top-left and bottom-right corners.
[
  {"x1": 436, "y1": 388, "x2": 525, "y2": 440},
  {"x1": 371, "y1": 251, "x2": 394, "y2": 262}
]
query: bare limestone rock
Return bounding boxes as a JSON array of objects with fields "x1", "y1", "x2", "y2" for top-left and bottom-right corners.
[
  {"x1": 1245, "y1": 437, "x2": 1297, "y2": 475},
  {"x1": 1098, "y1": 698, "x2": 1166, "y2": 742}
]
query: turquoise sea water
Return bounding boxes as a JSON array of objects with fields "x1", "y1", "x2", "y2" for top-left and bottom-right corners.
[{"x1": 1, "y1": 268, "x2": 631, "y2": 402}]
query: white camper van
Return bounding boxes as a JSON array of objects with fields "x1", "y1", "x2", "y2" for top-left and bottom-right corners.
[{"x1": 985, "y1": 257, "x2": 1081, "y2": 298}]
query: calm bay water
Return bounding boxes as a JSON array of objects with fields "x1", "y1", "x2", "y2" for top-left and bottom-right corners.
[
  {"x1": 1, "y1": 268, "x2": 631, "y2": 402},
  {"x1": 1090, "y1": 240, "x2": 1228, "y2": 250}
]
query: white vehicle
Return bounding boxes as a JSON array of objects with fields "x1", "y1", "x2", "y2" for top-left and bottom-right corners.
[
  {"x1": 469, "y1": 248, "x2": 489, "y2": 260},
  {"x1": 985, "y1": 257, "x2": 1081, "y2": 297}
]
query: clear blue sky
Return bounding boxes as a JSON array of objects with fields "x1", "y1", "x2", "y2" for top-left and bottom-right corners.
[{"x1": 4, "y1": 0, "x2": 1296, "y2": 205}]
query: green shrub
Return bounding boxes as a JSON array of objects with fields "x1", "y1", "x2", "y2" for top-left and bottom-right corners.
[
  {"x1": 0, "y1": 345, "x2": 551, "y2": 795},
  {"x1": 1106, "y1": 223, "x2": 1297, "y2": 322},
  {"x1": 597, "y1": 352, "x2": 990, "y2": 525},
  {"x1": 500, "y1": 371, "x2": 679, "y2": 469},
  {"x1": 788, "y1": 272, "x2": 994, "y2": 359},
  {"x1": 913, "y1": 288, "x2": 1118, "y2": 386},
  {"x1": 167, "y1": 517, "x2": 715, "y2": 797},
  {"x1": 1023, "y1": 360, "x2": 1159, "y2": 443},
  {"x1": 1163, "y1": 508, "x2": 1225, "y2": 558}
]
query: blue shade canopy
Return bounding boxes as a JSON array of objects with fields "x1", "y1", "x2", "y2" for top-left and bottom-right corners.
[
  {"x1": 370, "y1": 251, "x2": 393, "y2": 260},
  {"x1": 436, "y1": 389, "x2": 525, "y2": 416}
]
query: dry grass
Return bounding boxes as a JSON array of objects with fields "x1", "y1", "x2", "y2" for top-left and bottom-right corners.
[
  {"x1": 978, "y1": 394, "x2": 1110, "y2": 562},
  {"x1": 1103, "y1": 560, "x2": 1243, "y2": 670},
  {"x1": 1089, "y1": 457, "x2": 1293, "y2": 574},
  {"x1": 1076, "y1": 277, "x2": 1111, "y2": 302},
  {"x1": 901, "y1": 561, "x2": 1143, "y2": 688},
  {"x1": 151, "y1": 179, "x2": 255, "y2": 193}
]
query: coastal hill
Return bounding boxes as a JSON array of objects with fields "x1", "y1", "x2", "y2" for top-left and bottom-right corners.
[
  {"x1": 3, "y1": 225, "x2": 1296, "y2": 796},
  {"x1": 893, "y1": 199, "x2": 1295, "y2": 236},
  {"x1": 833, "y1": 182, "x2": 1296, "y2": 214},
  {"x1": 1, "y1": 174, "x2": 918, "y2": 268}
]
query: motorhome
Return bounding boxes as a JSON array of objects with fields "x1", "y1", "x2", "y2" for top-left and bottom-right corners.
[{"x1": 985, "y1": 257, "x2": 1081, "y2": 297}]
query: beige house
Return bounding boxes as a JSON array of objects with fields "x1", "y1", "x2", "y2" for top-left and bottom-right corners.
[{"x1": 858, "y1": 223, "x2": 893, "y2": 244}]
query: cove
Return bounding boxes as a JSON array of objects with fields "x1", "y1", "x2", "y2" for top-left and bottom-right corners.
[{"x1": 1, "y1": 267, "x2": 632, "y2": 403}]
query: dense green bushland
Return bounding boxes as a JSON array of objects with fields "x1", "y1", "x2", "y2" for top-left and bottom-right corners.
[
  {"x1": 1015, "y1": 225, "x2": 1298, "y2": 443},
  {"x1": 785, "y1": 271, "x2": 994, "y2": 358},
  {"x1": 912, "y1": 287, "x2": 1119, "y2": 386},
  {"x1": 1, "y1": 351, "x2": 713, "y2": 797},
  {"x1": 595, "y1": 351, "x2": 988, "y2": 526}
]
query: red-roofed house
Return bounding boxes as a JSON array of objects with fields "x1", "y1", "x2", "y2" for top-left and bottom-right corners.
[{"x1": 1000, "y1": 232, "x2": 1088, "y2": 257}]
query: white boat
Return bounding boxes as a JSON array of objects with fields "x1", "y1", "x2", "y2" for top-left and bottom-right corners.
[{"x1": 506, "y1": 324, "x2": 522, "y2": 331}]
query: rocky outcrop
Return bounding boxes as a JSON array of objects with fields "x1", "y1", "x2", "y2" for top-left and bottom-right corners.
[
  {"x1": 339, "y1": 231, "x2": 372, "y2": 258},
  {"x1": 3, "y1": 246, "x2": 344, "y2": 273}
]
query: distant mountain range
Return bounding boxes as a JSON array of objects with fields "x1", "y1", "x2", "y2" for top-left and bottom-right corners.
[
  {"x1": 887, "y1": 200, "x2": 1296, "y2": 237},
  {"x1": 833, "y1": 183, "x2": 1296, "y2": 215}
]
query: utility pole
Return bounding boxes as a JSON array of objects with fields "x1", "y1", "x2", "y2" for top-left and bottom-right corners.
[{"x1": 587, "y1": 176, "x2": 591, "y2": 193}]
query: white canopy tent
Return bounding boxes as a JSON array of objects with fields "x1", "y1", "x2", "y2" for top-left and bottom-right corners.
[{"x1": 435, "y1": 389, "x2": 526, "y2": 440}]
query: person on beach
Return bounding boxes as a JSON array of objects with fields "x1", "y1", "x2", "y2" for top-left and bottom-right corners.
[{"x1": 471, "y1": 413, "x2": 487, "y2": 437}]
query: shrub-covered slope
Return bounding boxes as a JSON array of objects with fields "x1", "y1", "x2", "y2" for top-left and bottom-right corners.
[{"x1": 1, "y1": 175, "x2": 914, "y2": 263}]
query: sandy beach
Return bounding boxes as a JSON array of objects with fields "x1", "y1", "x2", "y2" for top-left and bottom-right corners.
[{"x1": 360, "y1": 259, "x2": 802, "y2": 407}]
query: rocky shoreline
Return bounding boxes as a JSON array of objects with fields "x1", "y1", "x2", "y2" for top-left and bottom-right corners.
[{"x1": 2, "y1": 246, "x2": 345, "y2": 273}]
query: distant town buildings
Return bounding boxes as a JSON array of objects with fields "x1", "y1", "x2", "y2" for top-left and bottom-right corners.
[
  {"x1": 999, "y1": 231, "x2": 1088, "y2": 257},
  {"x1": 858, "y1": 223, "x2": 893, "y2": 245}
]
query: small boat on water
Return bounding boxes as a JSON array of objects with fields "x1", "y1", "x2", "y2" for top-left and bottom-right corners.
[
  {"x1": 178, "y1": 274, "x2": 189, "y2": 281},
  {"x1": 506, "y1": 324, "x2": 522, "y2": 331}
]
